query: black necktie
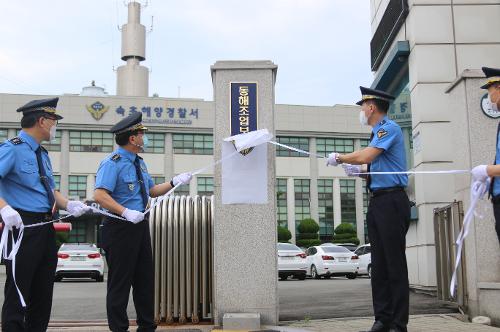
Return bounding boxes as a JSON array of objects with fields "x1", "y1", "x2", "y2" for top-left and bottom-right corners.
[
  {"x1": 35, "y1": 147, "x2": 56, "y2": 214},
  {"x1": 134, "y1": 156, "x2": 149, "y2": 211},
  {"x1": 366, "y1": 132, "x2": 375, "y2": 191}
]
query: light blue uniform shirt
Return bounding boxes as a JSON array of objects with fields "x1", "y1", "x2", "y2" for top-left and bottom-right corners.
[
  {"x1": 0, "y1": 130, "x2": 56, "y2": 212},
  {"x1": 368, "y1": 116, "x2": 408, "y2": 190},
  {"x1": 95, "y1": 147, "x2": 155, "y2": 212},
  {"x1": 493, "y1": 130, "x2": 500, "y2": 196}
]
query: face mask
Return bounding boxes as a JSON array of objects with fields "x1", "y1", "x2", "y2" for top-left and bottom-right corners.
[
  {"x1": 131, "y1": 134, "x2": 148, "y2": 152},
  {"x1": 142, "y1": 134, "x2": 149, "y2": 149},
  {"x1": 359, "y1": 111, "x2": 369, "y2": 126},
  {"x1": 49, "y1": 125, "x2": 57, "y2": 141},
  {"x1": 489, "y1": 94, "x2": 500, "y2": 113}
]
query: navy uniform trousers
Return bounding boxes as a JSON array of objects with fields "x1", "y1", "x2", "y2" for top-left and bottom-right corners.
[
  {"x1": 1, "y1": 211, "x2": 57, "y2": 332},
  {"x1": 491, "y1": 199, "x2": 500, "y2": 243},
  {"x1": 101, "y1": 216, "x2": 155, "y2": 332},
  {"x1": 366, "y1": 189, "x2": 411, "y2": 331}
]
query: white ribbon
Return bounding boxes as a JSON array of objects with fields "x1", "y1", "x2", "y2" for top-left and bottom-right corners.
[
  {"x1": 0, "y1": 130, "x2": 485, "y2": 307},
  {"x1": 0, "y1": 214, "x2": 73, "y2": 307},
  {"x1": 449, "y1": 179, "x2": 489, "y2": 297}
]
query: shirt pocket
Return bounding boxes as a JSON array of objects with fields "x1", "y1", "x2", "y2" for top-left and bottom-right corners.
[
  {"x1": 21, "y1": 158, "x2": 37, "y2": 174},
  {"x1": 121, "y1": 172, "x2": 137, "y2": 192}
]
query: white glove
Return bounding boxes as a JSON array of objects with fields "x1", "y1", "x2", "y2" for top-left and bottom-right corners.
[
  {"x1": 66, "y1": 201, "x2": 91, "y2": 218},
  {"x1": 343, "y1": 164, "x2": 362, "y2": 177},
  {"x1": 471, "y1": 165, "x2": 489, "y2": 182},
  {"x1": 172, "y1": 172, "x2": 193, "y2": 186},
  {"x1": 0, "y1": 205, "x2": 23, "y2": 229},
  {"x1": 121, "y1": 208, "x2": 144, "y2": 224},
  {"x1": 326, "y1": 152, "x2": 340, "y2": 167}
]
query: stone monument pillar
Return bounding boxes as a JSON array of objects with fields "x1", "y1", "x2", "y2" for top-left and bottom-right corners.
[{"x1": 210, "y1": 60, "x2": 279, "y2": 325}]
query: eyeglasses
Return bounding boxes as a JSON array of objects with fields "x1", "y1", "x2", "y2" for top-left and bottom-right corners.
[{"x1": 43, "y1": 116, "x2": 59, "y2": 125}]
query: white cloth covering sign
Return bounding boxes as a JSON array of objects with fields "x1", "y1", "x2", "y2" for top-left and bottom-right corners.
[{"x1": 221, "y1": 129, "x2": 272, "y2": 204}]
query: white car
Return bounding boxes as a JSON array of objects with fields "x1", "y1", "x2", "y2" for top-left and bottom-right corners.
[
  {"x1": 354, "y1": 244, "x2": 371, "y2": 278},
  {"x1": 277, "y1": 243, "x2": 308, "y2": 280},
  {"x1": 305, "y1": 245, "x2": 359, "y2": 279},
  {"x1": 56, "y1": 243, "x2": 105, "y2": 282}
]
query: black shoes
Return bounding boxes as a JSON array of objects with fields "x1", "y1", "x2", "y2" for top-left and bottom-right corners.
[{"x1": 360, "y1": 321, "x2": 390, "y2": 332}]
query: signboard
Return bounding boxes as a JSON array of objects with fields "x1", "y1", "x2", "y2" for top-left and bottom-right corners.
[
  {"x1": 481, "y1": 93, "x2": 500, "y2": 119},
  {"x1": 230, "y1": 82, "x2": 258, "y2": 136}
]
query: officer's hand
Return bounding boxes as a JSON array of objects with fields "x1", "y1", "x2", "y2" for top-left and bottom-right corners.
[
  {"x1": 0, "y1": 205, "x2": 23, "y2": 229},
  {"x1": 326, "y1": 152, "x2": 340, "y2": 167},
  {"x1": 172, "y1": 172, "x2": 193, "y2": 186},
  {"x1": 471, "y1": 165, "x2": 489, "y2": 182},
  {"x1": 343, "y1": 164, "x2": 362, "y2": 177},
  {"x1": 121, "y1": 208, "x2": 144, "y2": 224},
  {"x1": 66, "y1": 201, "x2": 91, "y2": 218}
]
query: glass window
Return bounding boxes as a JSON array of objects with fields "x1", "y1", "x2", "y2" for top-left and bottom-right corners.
[
  {"x1": 340, "y1": 179, "x2": 356, "y2": 227},
  {"x1": 197, "y1": 177, "x2": 213, "y2": 196},
  {"x1": 174, "y1": 184, "x2": 190, "y2": 196},
  {"x1": 53, "y1": 175, "x2": 61, "y2": 191},
  {"x1": 145, "y1": 133, "x2": 165, "y2": 154},
  {"x1": 322, "y1": 246, "x2": 351, "y2": 253},
  {"x1": 69, "y1": 131, "x2": 113, "y2": 152},
  {"x1": 276, "y1": 137, "x2": 309, "y2": 157},
  {"x1": 42, "y1": 131, "x2": 62, "y2": 151},
  {"x1": 68, "y1": 220, "x2": 86, "y2": 243},
  {"x1": 360, "y1": 139, "x2": 370, "y2": 148},
  {"x1": 276, "y1": 178, "x2": 288, "y2": 228},
  {"x1": 294, "y1": 179, "x2": 310, "y2": 229},
  {"x1": 152, "y1": 176, "x2": 165, "y2": 185},
  {"x1": 277, "y1": 243, "x2": 301, "y2": 251},
  {"x1": 69, "y1": 175, "x2": 87, "y2": 200},
  {"x1": 318, "y1": 179, "x2": 334, "y2": 240},
  {"x1": 173, "y1": 134, "x2": 213, "y2": 155},
  {"x1": 316, "y1": 138, "x2": 354, "y2": 155},
  {"x1": 0, "y1": 129, "x2": 8, "y2": 143}
]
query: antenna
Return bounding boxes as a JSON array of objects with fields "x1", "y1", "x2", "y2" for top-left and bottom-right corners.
[{"x1": 147, "y1": 15, "x2": 154, "y2": 34}]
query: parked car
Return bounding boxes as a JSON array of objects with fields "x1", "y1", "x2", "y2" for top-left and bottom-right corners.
[
  {"x1": 354, "y1": 244, "x2": 371, "y2": 278},
  {"x1": 335, "y1": 243, "x2": 359, "y2": 252},
  {"x1": 320, "y1": 243, "x2": 358, "y2": 252},
  {"x1": 305, "y1": 245, "x2": 359, "y2": 279},
  {"x1": 277, "y1": 243, "x2": 308, "y2": 281},
  {"x1": 55, "y1": 243, "x2": 104, "y2": 282}
]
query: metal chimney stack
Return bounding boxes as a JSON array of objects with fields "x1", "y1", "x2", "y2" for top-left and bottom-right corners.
[{"x1": 116, "y1": 1, "x2": 149, "y2": 97}]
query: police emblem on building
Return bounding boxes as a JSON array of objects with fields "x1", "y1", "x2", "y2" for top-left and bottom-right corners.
[{"x1": 86, "y1": 101, "x2": 110, "y2": 120}]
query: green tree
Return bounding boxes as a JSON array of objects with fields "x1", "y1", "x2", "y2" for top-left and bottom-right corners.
[
  {"x1": 332, "y1": 222, "x2": 360, "y2": 245},
  {"x1": 277, "y1": 226, "x2": 292, "y2": 242},
  {"x1": 296, "y1": 218, "x2": 321, "y2": 247}
]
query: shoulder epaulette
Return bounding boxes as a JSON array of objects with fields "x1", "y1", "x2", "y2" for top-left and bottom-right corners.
[
  {"x1": 39, "y1": 145, "x2": 48, "y2": 153},
  {"x1": 9, "y1": 137, "x2": 22, "y2": 145},
  {"x1": 111, "y1": 154, "x2": 121, "y2": 161}
]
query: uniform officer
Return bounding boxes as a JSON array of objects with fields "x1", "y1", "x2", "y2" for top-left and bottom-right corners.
[
  {"x1": 471, "y1": 67, "x2": 500, "y2": 244},
  {"x1": 94, "y1": 113, "x2": 192, "y2": 332},
  {"x1": 0, "y1": 97, "x2": 90, "y2": 331},
  {"x1": 327, "y1": 87, "x2": 411, "y2": 332}
]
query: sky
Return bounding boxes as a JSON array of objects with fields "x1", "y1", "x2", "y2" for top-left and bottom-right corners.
[{"x1": 0, "y1": 1, "x2": 373, "y2": 106}]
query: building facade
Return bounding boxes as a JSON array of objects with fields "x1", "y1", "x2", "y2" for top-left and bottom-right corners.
[
  {"x1": 369, "y1": 0, "x2": 500, "y2": 323},
  {"x1": 0, "y1": 93, "x2": 373, "y2": 244}
]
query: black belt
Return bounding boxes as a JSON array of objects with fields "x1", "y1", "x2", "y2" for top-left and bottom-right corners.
[
  {"x1": 15, "y1": 209, "x2": 53, "y2": 225},
  {"x1": 370, "y1": 186, "x2": 405, "y2": 198}
]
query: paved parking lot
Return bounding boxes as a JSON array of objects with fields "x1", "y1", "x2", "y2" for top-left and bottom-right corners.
[{"x1": 0, "y1": 269, "x2": 457, "y2": 322}]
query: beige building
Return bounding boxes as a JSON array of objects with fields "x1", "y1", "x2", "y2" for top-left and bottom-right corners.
[{"x1": 370, "y1": 0, "x2": 500, "y2": 323}]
